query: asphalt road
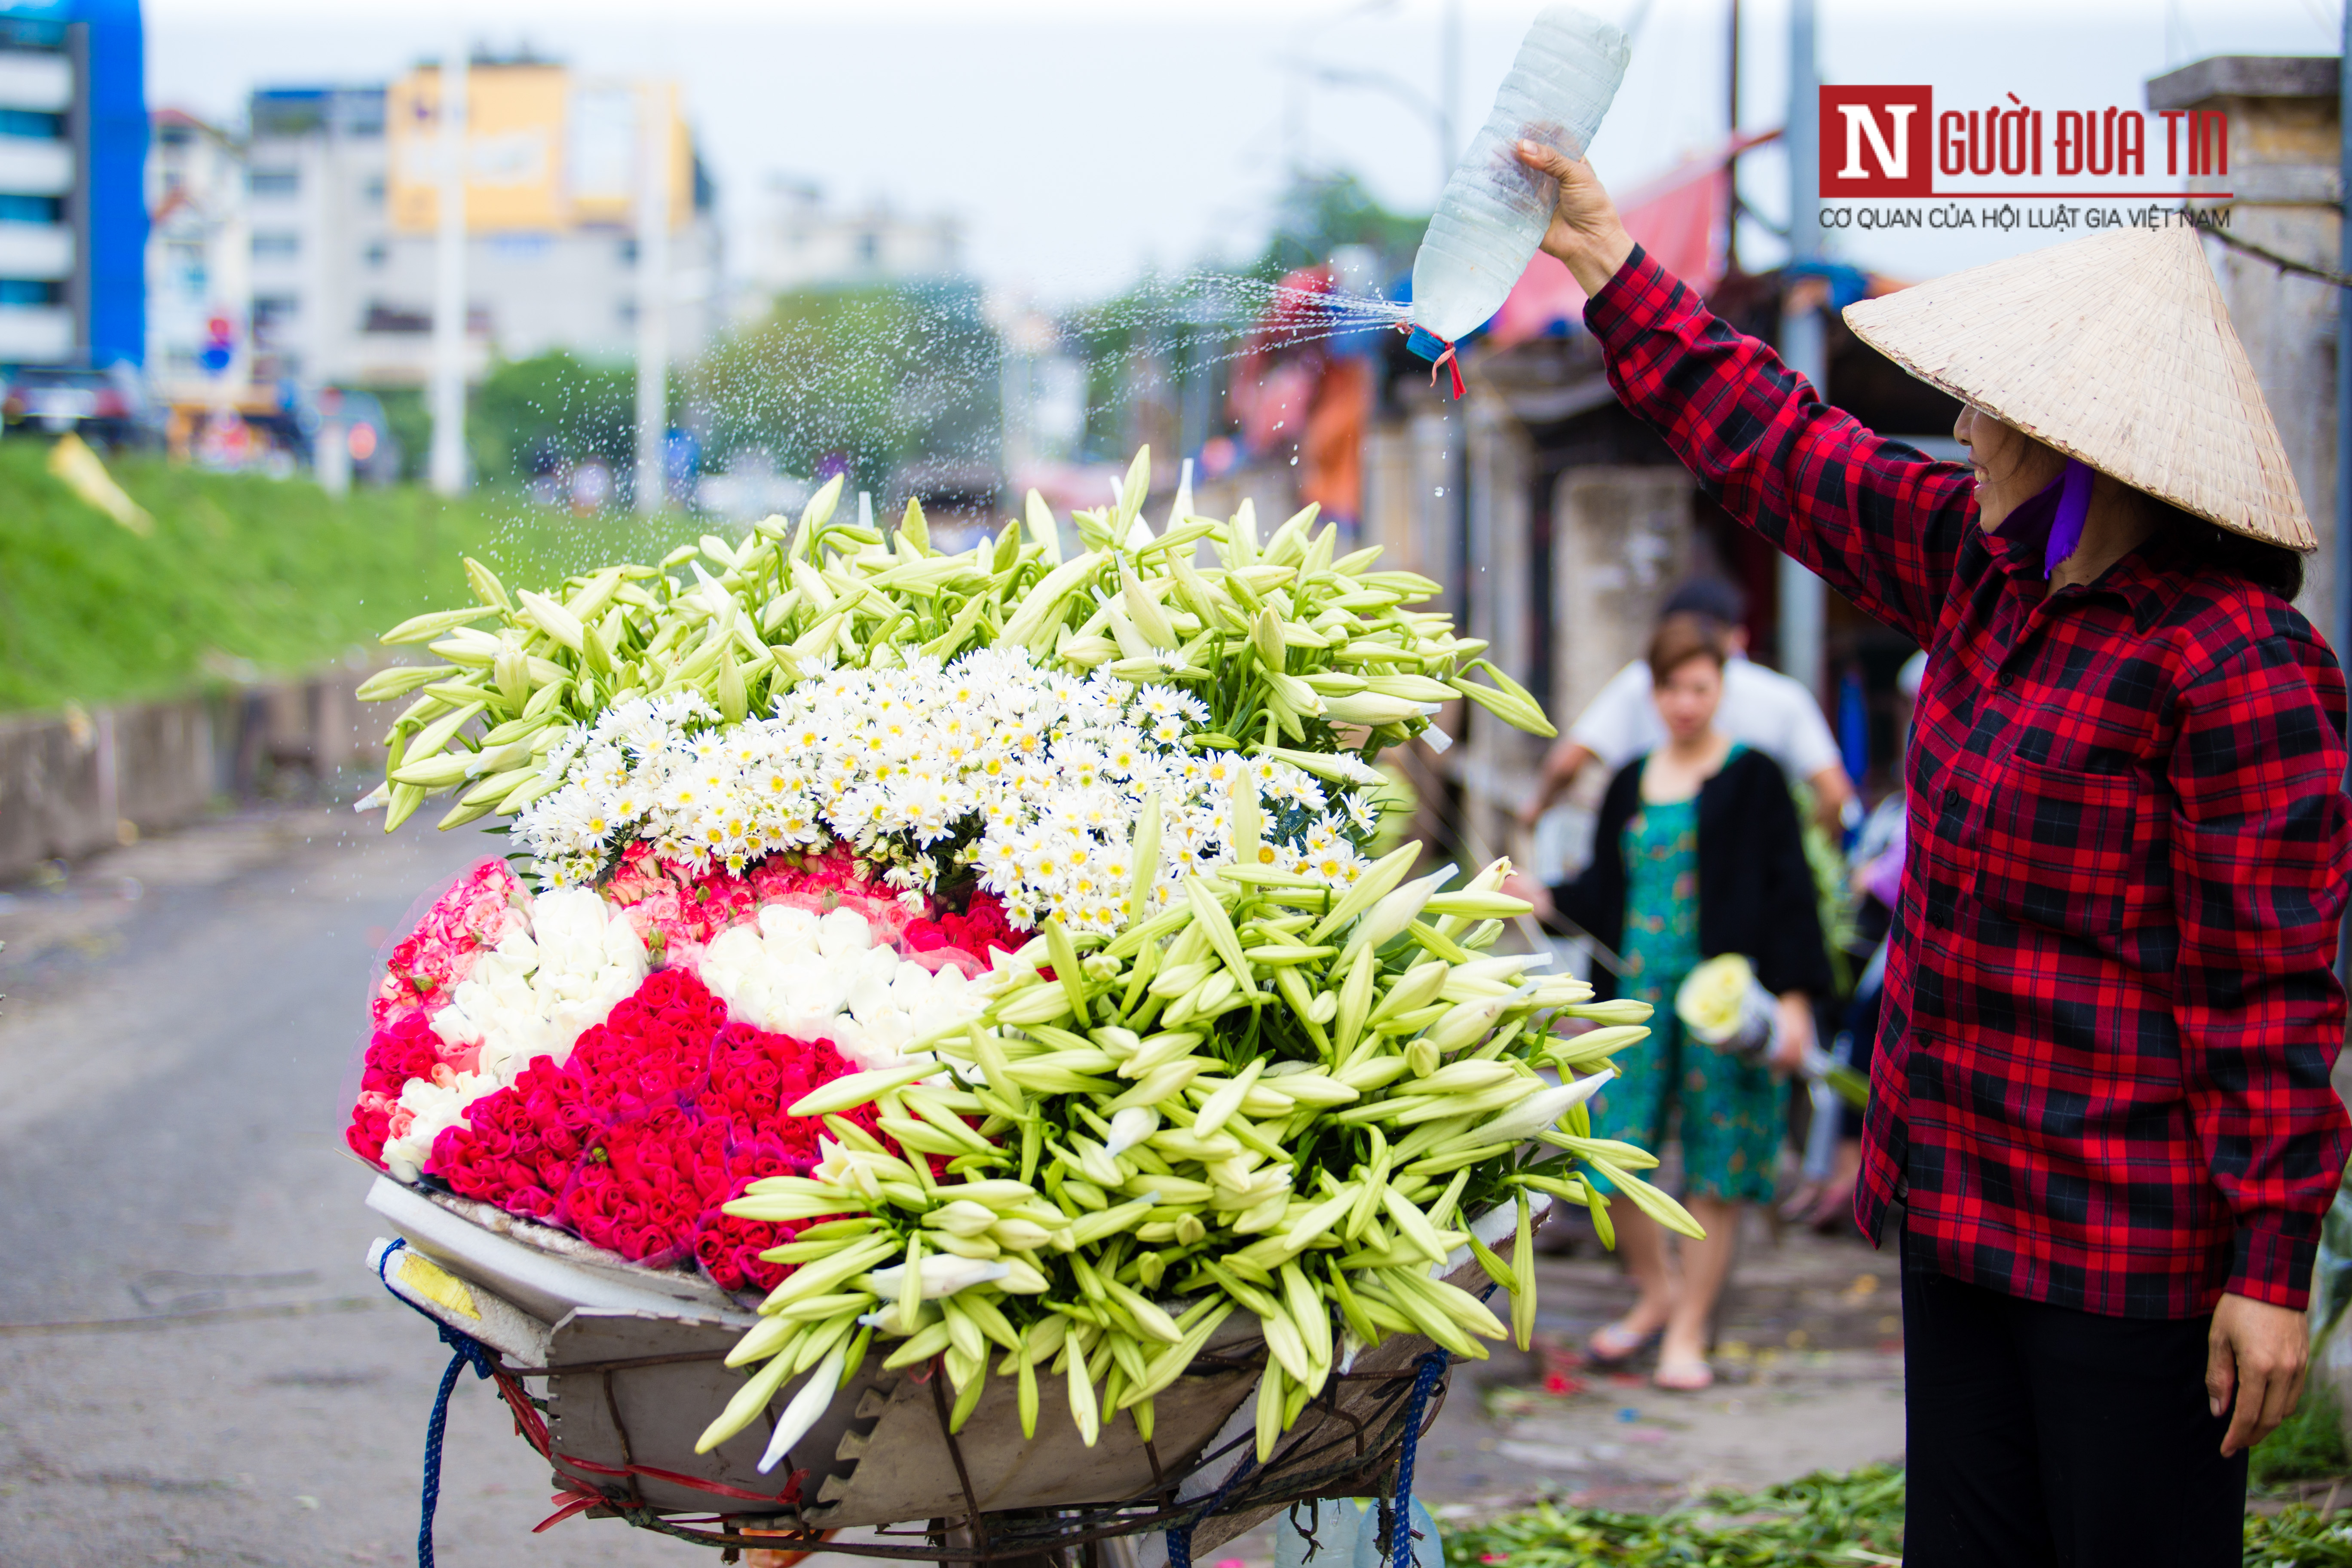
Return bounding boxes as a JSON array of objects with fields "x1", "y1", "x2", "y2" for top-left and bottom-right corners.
[
  {"x1": 0, "y1": 808, "x2": 680, "y2": 1567},
  {"x1": 0, "y1": 807, "x2": 1902, "y2": 1568}
]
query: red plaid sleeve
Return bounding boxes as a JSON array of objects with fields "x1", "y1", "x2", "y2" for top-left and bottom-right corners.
[
  {"x1": 2168, "y1": 611, "x2": 2352, "y2": 1308},
  {"x1": 1584, "y1": 247, "x2": 1979, "y2": 648}
]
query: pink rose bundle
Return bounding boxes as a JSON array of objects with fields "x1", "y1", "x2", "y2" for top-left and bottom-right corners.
[{"x1": 372, "y1": 858, "x2": 529, "y2": 1025}]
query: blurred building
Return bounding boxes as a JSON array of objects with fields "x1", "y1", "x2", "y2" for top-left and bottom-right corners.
[
  {"x1": 0, "y1": 0, "x2": 146, "y2": 367},
  {"x1": 145, "y1": 108, "x2": 248, "y2": 393},
  {"x1": 241, "y1": 55, "x2": 720, "y2": 388},
  {"x1": 738, "y1": 175, "x2": 959, "y2": 308},
  {"x1": 239, "y1": 83, "x2": 389, "y2": 386}
]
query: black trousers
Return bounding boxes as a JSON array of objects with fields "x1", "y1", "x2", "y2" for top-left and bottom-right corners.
[{"x1": 1902, "y1": 1231, "x2": 2247, "y2": 1567}]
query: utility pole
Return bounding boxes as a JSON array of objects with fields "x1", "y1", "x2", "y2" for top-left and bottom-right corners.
[
  {"x1": 2337, "y1": 9, "x2": 2350, "y2": 668},
  {"x1": 1725, "y1": 0, "x2": 1740, "y2": 270},
  {"x1": 2336, "y1": 4, "x2": 2350, "y2": 981},
  {"x1": 1778, "y1": 0, "x2": 1825, "y2": 701},
  {"x1": 1441, "y1": 0, "x2": 1461, "y2": 172},
  {"x1": 426, "y1": 42, "x2": 468, "y2": 497},
  {"x1": 634, "y1": 80, "x2": 673, "y2": 515}
]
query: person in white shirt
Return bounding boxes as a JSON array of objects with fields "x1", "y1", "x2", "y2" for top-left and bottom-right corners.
[{"x1": 1522, "y1": 579, "x2": 1856, "y2": 833}]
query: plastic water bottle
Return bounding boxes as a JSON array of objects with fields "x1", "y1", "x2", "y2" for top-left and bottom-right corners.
[{"x1": 1408, "y1": 5, "x2": 1630, "y2": 360}]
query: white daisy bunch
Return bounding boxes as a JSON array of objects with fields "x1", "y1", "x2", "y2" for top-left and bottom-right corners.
[{"x1": 514, "y1": 646, "x2": 1383, "y2": 937}]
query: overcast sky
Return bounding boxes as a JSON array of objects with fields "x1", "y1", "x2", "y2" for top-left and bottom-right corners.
[{"x1": 147, "y1": 0, "x2": 2344, "y2": 303}]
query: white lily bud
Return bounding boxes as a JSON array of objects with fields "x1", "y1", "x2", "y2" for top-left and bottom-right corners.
[
  {"x1": 1320, "y1": 691, "x2": 1428, "y2": 727},
  {"x1": 995, "y1": 1256, "x2": 1050, "y2": 1293},
  {"x1": 856, "y1": 1300, "x2": 929, "y2": 1335},
  {"x1": 1467, "y1": 1068, "x2": 1617, "y2": 1145},
  {"x1": 1562, "y1": 999, "x2": 1655, "y2": 1026},
  {"x1": 1345, "y1": 867, "x2": 1457, "y2": 959},
  {"x1": 1423, "y1": 981, "x2": 1537, "y2": 1053},
  {"x1": 1105, "y1": 1106, "x2": 1161, "y2": 1157},
  {"x1": 866, "y1": 1254, "x2": 1011, "y2": 1301},
  {"x1": 757, "y1": 1340, "x2": 847, "y2": 1473},
  {"x1": 923, "y1": 1200, "x2": 1001, "y2": 1239}
]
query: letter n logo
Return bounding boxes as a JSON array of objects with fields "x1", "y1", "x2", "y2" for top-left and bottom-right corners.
[{"x1": 1820, "y1": 86, "x2": 1932, "y2": 197}]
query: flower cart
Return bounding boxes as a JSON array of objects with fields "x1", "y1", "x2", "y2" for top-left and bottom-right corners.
[{"x1": 347, "y1": 452, "x2": 1683, "y2": 1561}]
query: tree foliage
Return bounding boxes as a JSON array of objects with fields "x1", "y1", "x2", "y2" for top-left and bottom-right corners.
[
  {"x1": 693, "y1": 281, "x2": 1001, "y2": 498},
  {"x1": 471, "y1": 350, "x2": 639, "y2": 483},
  {"x1": 1252, "y1": 168, "x2": 1426, "y2": 281}
]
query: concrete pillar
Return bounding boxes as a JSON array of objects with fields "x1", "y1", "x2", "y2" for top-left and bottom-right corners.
[
  {"x1": 1460, "y1": 391, "x2": 1537, "y2": 865},
  {"x1": 1362, "y1": 408, "x2": 1467, "y2": 865},
  {"x1": 1525, "y1": 466, "x2": 1699, "y2": 882},
  {"x1": 1550, "y1": 466, "x2": 1699, "y2": 727},
  {"x1": 2147, "y1": 56, "x2": 2341, "y2": 638},
  {"x1": 1359, "y1": 423, "x2": 1418, "y2": 577},
  {"x1": 1405, "y1": 401, "x2": 1465, "y2": 622},
  {"x1": 312, "y1": 673, "x2": 352, "y2": 776}
]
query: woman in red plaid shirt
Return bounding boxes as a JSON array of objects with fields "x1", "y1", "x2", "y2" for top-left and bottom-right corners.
[{"x1": 1514, "y1": 141, "x2": 2352, "y2": 1565}]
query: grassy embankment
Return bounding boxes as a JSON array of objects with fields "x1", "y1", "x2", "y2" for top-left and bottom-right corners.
[{"x1": 0, "y1": 438, "x2": 669, "y2": 715}]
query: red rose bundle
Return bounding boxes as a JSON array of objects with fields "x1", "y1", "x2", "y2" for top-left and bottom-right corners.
[{"x1": 409, "y1": 968, "x2": 885, "y2": 1292}]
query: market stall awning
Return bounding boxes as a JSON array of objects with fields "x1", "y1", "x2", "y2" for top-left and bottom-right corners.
[{"x1": 1487, "y1": 127, "x2": 1782, "y2": 351}]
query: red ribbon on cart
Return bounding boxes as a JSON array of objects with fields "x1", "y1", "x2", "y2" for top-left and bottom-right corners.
[
  {"x1": 548, "y1": 1452, "x2": 807, "y2": 1505},
  {"x1": 490, "y1": 1356, "x2": 806, "y2": 1526}
]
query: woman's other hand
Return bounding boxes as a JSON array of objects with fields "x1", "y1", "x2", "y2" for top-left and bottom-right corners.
[
  {"x1": 1515, "y1": 141, "x2": 1636, "y2": 294},
  {"x1": 1519, "y1": 737, "x2": 1596, "y2": 830},
  {"x1": 1772, "y1": 992, "x2": 1815, "y2": 1075},
  {"x1": 2209, "y1": 1294, "x2": 2311, "y2": 1455},
  {"x1": 1501, "y1": 871, "x2": 1556, "y2": 922}
]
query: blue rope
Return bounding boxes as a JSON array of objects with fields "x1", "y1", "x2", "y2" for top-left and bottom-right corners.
[
  {"x1": 1387, "y1": 1352, "x2": 1448, "y2": 1568},
  {"x1": 1164, "y1": 1348, "x2": 1448, "y2": 1568},
  {"x1": 376, "y1": 1239, "x2": 495, "y2": 1568},
  {"x1": 1164, "y1": 1438, "x2": 1259, "y2": 1568}
]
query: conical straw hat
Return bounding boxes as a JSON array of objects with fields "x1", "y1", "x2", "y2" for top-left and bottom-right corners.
[{"x1": 1841, "y1": 223, "x2": 2315, "y2": 551}]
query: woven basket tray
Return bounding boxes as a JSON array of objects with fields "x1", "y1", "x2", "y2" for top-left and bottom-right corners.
[{"x1": 368, "y1": 1176, "x2": 1528, "y2": 1554}]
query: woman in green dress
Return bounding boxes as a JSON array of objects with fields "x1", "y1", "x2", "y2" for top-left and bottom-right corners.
[{"x1": 1529, "y1": 613, "x2": 1832, "y2": 1389}]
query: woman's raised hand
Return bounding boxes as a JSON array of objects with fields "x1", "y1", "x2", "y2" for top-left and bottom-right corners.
[{"x1": 1515, "y1": 140, "x2": 1636, "y2": 294}]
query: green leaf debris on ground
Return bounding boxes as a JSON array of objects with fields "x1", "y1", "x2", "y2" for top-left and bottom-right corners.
[
  {"x1": 2255, "y1": 1386, "x2": 2351, "y2": 1492},
  {"x1": 1439, "y1": 1461, "x2": 2352, "y2": 1567},
  {"x1": 1439, "y1": 1465, "x2": 1907, "y2": 1568}
]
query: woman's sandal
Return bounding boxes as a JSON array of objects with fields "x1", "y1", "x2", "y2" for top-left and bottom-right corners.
[
  {"x1": 1653, "y1": 1357, "x2": 1715, "y2": 1392},
  {"x1": 1587, "y1": 1319, "x2": 1663, "y2": 1365}
]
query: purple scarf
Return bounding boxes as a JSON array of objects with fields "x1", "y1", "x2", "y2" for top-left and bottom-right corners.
[
  {"x1": 2045, "y1": 459, "x2": 2095, "y2": 576},
  {"x1": 1995, "y1": 458, "x2": 2098, "y2": 577}
]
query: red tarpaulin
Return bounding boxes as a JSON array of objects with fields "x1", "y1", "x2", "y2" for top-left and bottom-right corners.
[{"x1": 1486, "y1": 127, "x2": 1782, "y2": 351}]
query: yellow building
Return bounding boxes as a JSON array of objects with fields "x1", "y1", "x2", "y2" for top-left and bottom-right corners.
[
  {"x1": 234, "y1": 61, "x2": 718, "y2": 387},
  {"x1": 385, "y1": 61, "x2": 694, "y2": 236}
]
